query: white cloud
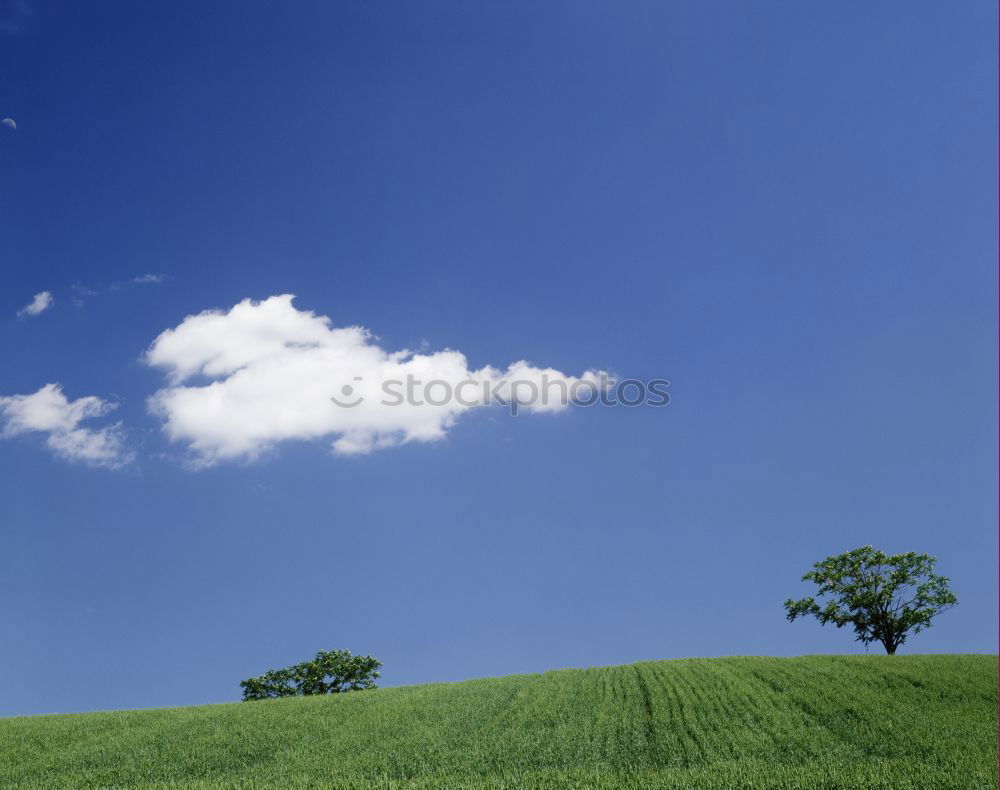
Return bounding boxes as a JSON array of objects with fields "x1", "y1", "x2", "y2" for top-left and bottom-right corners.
[
  {"x1": 0, "y1": 384, "x2": 132, "y2": 468},
  {"x1": 17, "y1": 291, "x2": 52, "y2": 317},
  {"x1": 145, "y1": 295, "x2": 607, "y2": 465}
]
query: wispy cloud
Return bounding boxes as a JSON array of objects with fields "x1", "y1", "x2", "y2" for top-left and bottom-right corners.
[
  {"x1": 71, "y1": 283, "x2": 98, "y2": 307},
  {"x1": 0, "y1": 383, "x2": 133, "y2": 468},
  {"x1": 17, "y1": 291, "x2": 52, "y2": 317},
  {"x1": 70, "y1": 274, "x2": 173, "y2": 305},
  {"x1": 131, "y1": 273, "x2": 170, "y2": 285}
]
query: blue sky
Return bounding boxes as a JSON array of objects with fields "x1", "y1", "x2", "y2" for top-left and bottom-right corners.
[{"x1": 0, "y1": 1, "x2": 996, "y2": 716}]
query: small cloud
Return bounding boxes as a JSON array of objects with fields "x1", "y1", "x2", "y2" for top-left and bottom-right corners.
[
  {"x1": 131, "y1": 273, "x2": 170, "y2": 285},
  {"x1": 0, "y1": 383, "x2": 133, "y2": 468},
  {"x1": 17, "y1": 291, "x2": 52, "y2": 317}
]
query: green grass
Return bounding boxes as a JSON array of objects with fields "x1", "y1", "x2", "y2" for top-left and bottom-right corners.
[{"x1": 1, "y1": 655, "x2": 995, "y2": 788}]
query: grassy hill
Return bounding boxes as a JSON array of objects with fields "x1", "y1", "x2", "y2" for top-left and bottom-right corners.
[{"x1": 0, "y1": 654, "x2": 995, "y2": 788}]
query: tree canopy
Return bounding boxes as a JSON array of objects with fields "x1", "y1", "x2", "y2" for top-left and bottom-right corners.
[
  {"x1": 241, "y1": 649, "x2": 382, "y2": 701},
  {"x1": 784, "y1": 546, "x2": 957, "y2": 654}
]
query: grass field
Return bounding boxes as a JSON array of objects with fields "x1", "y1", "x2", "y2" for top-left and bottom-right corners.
[{"x1": 0, "y1": 655, "x2": 995, "y2": 789}]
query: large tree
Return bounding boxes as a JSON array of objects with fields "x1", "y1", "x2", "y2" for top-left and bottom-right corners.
[
  {"x1": 784, "y1": 546, "x2": 957, "y2": 655},
  {"x1": 241, "y1": 649, "x2": 382, "y2": 701}
]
